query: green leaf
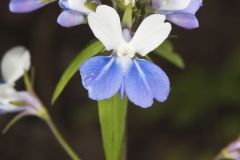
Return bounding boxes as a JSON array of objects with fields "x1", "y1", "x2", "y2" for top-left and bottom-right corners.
[
  {"x1": 154, "y1": 40, "x2": 185, "y2": 69},
  {"x1": 98, "y1": 94, "x2": 128, "y2": 160},
  {"x1": 51, "y1": 41, "x2": 104, "y2": 104}
]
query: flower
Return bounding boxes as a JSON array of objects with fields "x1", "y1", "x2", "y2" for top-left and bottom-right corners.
[
  {"x1": 8, "y1": 0, "x2": 97, "y2": 27},
  {"x1": 152, "y1": 0, "x2": 202, "y2": 29},
  {"x1": 0, "y1": 46, "x2": 41, "y2": 115},
  {"x1": 9, "y1": 0, "x2": 57, "y2": 13},
  {"x1": 80, "y1": 5, "x2": 171, "y2": 108},
  {"x1": 57, "y1": 0, "x2": 97, "y2": 27},
  {"x1": 216, "y1": 138, "x2": 240, "y2": 160}
]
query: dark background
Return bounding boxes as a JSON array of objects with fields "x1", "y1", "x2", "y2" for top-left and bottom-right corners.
[{"x1": 1, "y1": 0, "x2": 240, "y2": 160}]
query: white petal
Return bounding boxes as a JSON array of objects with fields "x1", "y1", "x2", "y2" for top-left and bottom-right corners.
[
  {"x1": 129, "y1": 14, "x2": 171, "y2": 56},
  {"x1": 159, "y1": 0, "x2": 191, "y2": 10},
  {"x1": 0, "y1": 102, "x2": 22, "y2": 113},
  {"x1": 87, "y1": 5, "x2": 125, "y2": 51},
  {"x1": 68, "y1": 0, "x2": 92, "y2": 14},
  {"x1": 10, "y1": 91, "x2": 41, "y2": 110},
  {"x1": 1, "y1": 46, "x2": 31, "y2": 83},
  {"x1": 0, "y1": 91, "x2": 34, "y2": 114},
  {"x1": 0, "y1": 83, "x2": 16, "y2": 102}
]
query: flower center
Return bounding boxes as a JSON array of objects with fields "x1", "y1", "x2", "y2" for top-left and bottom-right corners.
[{"x1": 117, "y1": 45, "x2": 135, "y2": 58}]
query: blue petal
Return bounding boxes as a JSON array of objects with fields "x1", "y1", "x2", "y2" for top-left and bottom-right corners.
[
  {"x1": 9, "y1": 0, "x2": 55, "y2": 13},
  {"x1": 119, "y1": 82, "x2": 125, "y2": 99},
  {"x1": 124, "y1": 59, "x2": 170, "y2": 108},
  {"x1": 0, "y1": 109, "x2": 6, "y2": 114},
  {"x1": 0, "y1": 108, "x2": 8, "y2": 114},
  {"x1": 80, "y1": 56, "x2": 124, "y2": 100},
  {"x1": 0, "y1": 103, "x2": 8, "y2": 114},
  {"x1": 59, "y1": 0, "x2": 94, "y2": 13},
  {"x1": 0, "y1": 80, "x2": 5, "y2": 84},
  {"x1": 181, "y1": 0, "x2": 202, "y2": 14},
  {"x1": 59, "y1": 0, "x2": 69, "y2": 10},
  {"x1": 159, "y1": 0, "x2": 202, "y2": 29},
  {"x1": 167, "y1": 13, "x2": 199, "y2": 29},
  {"x1": 57, "y1": 10, "x2": 85, "y2": 27}
]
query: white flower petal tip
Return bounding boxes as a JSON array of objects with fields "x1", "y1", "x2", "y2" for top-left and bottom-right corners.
[
  {"x1": 87, "y1": 5, "x2": 125, "y2": 51},
  {"x1": 1, "y1": 46, "x2": 31, "y2": 83},
  {"x1": 130, "y1": 14, "x2": 172, "y2": 56}
]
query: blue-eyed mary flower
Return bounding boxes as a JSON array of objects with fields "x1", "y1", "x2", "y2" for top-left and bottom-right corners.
[
  {"x1": 151, "y1": 0, "x2": 202, "y2": 29},
  {"x1": 0, "y1": 46, "x2": 41, "y2": 116},
  {"x1": 9, "y1": 0, "x2": 57, "y2": 13},
  {"x1": 57, "y1": 0, "x2": 97, "y2": 27},
  {"x1": 80, "y1": 5, "x2": 171, "y2": 108}
]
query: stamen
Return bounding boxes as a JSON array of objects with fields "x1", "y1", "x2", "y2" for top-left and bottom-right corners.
[{"x1": 117, "y1": 45, "x2": 135, "y2": 58}]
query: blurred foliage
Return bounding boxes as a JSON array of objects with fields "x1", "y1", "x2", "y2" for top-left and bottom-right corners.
[
  {"x1": 127, "y1": 49, "x2": 240, "y2": 160},
  {"x1": 1, "y1": 0, "x2": 240, "y2": 160},
  {"x1": 154, "y1": 40, "x2": 185, "y2": 69}
]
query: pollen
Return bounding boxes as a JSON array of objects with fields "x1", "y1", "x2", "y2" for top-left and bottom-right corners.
[{"x1": 117, "y1": 46, "x2": 135, "y2": 58}]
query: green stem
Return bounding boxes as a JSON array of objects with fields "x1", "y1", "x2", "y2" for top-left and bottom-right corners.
[
  {"x1": 24, "y1": 72, "x2": 35, "y2": 95},
  {"x1": 23, "y1": 71, "x2": 81, "y2": 160},
  {"x1": 41, "y1": 110, "x2": 81, "y2": 160}
]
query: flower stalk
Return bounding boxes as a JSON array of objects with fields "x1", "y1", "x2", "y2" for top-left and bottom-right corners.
[
  {"x1": 24, "y1": 73, "x2": 81, "y2": 160},
  {"x1": 39, "y1": 108, "x2": 81, "y2": 160}
]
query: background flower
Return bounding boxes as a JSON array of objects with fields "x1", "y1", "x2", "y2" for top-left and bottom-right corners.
[
  {"x1": 0, "y1": 46, "x2": 40, "y2": 115},
  {"x1": 57, "y1": 0, "x2": 96, "y2": 27},
  {"x1": 152, "y1": 0, "x2": 202, "y2": 29},
  {"x1": 9, "y1": 0, "x2": 57, "y2": 13}
]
